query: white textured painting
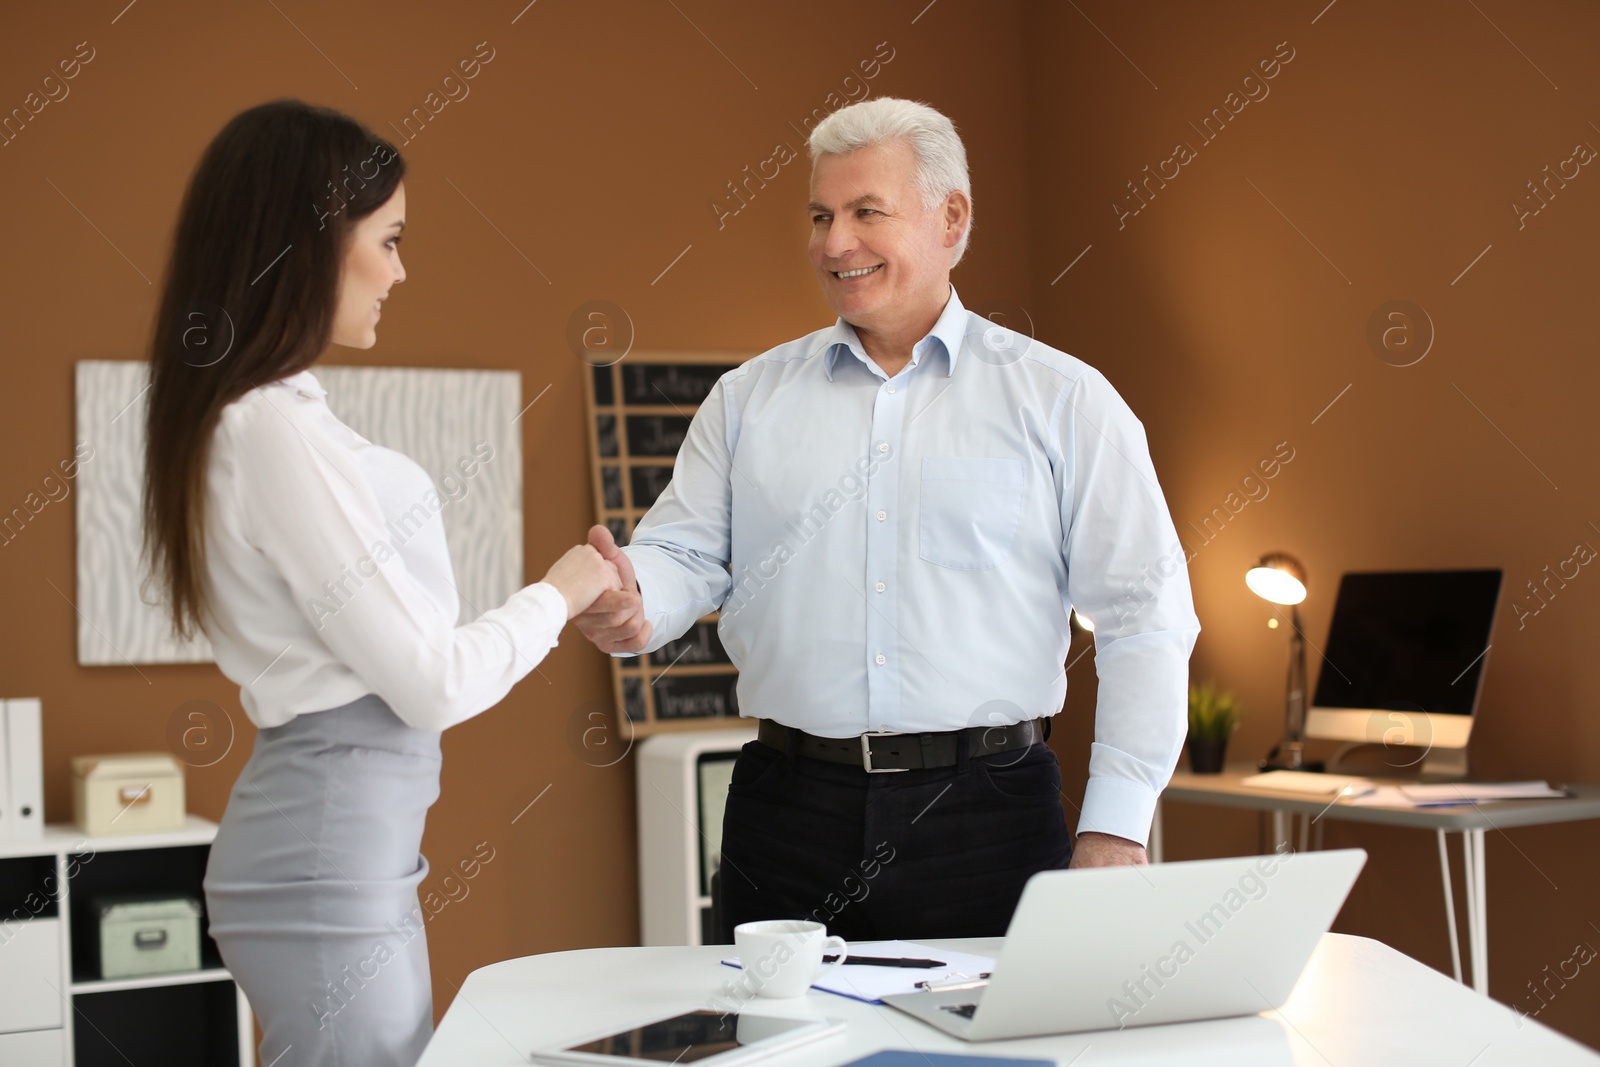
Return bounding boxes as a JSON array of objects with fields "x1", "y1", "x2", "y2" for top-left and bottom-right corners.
[{"x1": 74, "y1": 361, "x2": 524, "y2": 665}]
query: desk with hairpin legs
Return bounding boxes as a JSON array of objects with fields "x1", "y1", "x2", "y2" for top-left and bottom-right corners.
[{"x1": 1150, "y1": 765, "x2": 1600, "y2": 997}]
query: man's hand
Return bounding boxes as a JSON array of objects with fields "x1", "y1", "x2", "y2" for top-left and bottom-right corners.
[
  {"x1": 573, "y1": 524, "x2": 654, "y2": 654},
  {"x1": 1068, "y1": 831, "x2": 1148, "y2": 868}
]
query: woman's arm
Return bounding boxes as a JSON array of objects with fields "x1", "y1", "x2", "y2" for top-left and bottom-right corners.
[{"x1": 223, "y1": 395, "x2": 595, "y2": 730}]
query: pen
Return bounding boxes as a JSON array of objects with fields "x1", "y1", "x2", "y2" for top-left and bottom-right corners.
[{"x1": 823, "y1": 955, "x2": 948, "y2": 968}]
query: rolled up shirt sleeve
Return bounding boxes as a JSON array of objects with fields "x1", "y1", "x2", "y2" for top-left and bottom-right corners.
[
  {"x1": 617, "y1": 378, "x2": 737, "y2": 657},
  {"x1": 1055, "y1": 369, "x2": 1201, "y2": 846},
  {"x1": 229, "y1": 401, "x2": 567, "y2": 731}
]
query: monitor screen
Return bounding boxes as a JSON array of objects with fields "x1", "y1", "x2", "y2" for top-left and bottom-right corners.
[
  {"x1": 696, "y1": 752, "x2": 738, "y2": 897},
  {"x1": 1311, "y1": 569, "x2": 1504, "y2": 717}
]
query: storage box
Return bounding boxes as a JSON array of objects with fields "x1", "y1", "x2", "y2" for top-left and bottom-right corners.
[
  {"x1": 93, "y1": 894, "x2": 202, "y2": 979},
  {"x1": 71, "y1": 753, "x2": 185, "y2": 837}
]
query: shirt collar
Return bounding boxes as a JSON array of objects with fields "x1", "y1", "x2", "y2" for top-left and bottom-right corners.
[
  {"x1": 823, "y1": 285, "x2": 968, "y2": 381},
  {"x1": 272, "y1": 368, "x2": 327, "y2": 400}
]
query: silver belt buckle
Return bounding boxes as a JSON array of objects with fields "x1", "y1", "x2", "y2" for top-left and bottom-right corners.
[{"x1": 860, "y1": 730, "x2": 911, "y2": 773}]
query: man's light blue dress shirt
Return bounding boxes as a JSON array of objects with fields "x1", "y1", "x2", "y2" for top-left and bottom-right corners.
[{"x1": 619, "y1": 287, "x2": 1200, "y2": 844}]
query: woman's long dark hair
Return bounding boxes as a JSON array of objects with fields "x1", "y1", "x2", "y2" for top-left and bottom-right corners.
[{"x1": 141, "y1": 100, "x2": 405, "y2": 642}]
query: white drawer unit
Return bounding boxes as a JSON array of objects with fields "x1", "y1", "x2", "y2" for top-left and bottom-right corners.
[
  {"x1": 0, "y1": 818, "x2": 253, "y2": 1066},
  {"x1": 0, "y1": 1027, "x2": 66, "y2": 1065},
  {"x1": 0, "y1": 917, "x2": 63, "y2": 1033}
]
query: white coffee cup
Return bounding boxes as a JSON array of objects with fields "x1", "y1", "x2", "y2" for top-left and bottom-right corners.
[{"x1": 733, "y1": 919, "x2": 849, "y2": 998}]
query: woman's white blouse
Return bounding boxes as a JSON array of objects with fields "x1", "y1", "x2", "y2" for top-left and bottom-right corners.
[{"x1": 200, "y1": 368, "x2": 566, "y2": 730}]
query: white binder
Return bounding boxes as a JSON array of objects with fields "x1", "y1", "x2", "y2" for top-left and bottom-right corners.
[
  {"x1": 0, "y1": 702, "x2": 8, "y2": 840},
  {"x1": 1, "y1": 698, "x2": 44, "y2": 840}
]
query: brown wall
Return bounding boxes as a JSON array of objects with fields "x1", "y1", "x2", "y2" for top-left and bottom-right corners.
[
  {"x1": 1026, "y1": 0, "x2": 1600, "y2": 1046},
  {"x1": 4, "y1": 0, "x2": 1597, "y2": 1047}
]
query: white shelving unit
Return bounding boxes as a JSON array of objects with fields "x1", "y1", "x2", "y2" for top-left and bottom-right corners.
[{"x1": 0, "y1": 816, "x2": 253, "y2": 1065}]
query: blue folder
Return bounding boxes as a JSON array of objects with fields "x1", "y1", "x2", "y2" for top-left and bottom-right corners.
[{"x1": 839, "y1": 1052, "x2": 1056, "y2": 1067}]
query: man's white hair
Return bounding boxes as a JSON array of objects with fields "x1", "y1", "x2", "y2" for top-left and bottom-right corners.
[{"x1": 808, "y1": 97, "x2": 973, "y2": 266}]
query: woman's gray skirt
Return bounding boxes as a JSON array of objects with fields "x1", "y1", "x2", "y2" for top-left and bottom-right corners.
[{"x1": 204, "y1": 693, "x2": 442, "y2": 1067}]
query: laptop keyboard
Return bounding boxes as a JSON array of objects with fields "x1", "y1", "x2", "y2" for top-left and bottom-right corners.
[{"x1": 940, "y1": 1004, "x2": 979, "y2": 1019}]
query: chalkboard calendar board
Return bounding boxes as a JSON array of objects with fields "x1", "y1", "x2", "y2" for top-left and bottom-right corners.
[{"x1": 584, "y1": 352, "x2": 749, "y2": 736}]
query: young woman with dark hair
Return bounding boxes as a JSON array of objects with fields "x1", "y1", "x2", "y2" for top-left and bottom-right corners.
[{"x1": 140, "y1": 99, "x2": 617, "y2": 1065}]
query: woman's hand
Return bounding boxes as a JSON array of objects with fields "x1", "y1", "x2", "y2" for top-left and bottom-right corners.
[{"x1": 541, "y1": 544, "x2": 623, "y2": 620}]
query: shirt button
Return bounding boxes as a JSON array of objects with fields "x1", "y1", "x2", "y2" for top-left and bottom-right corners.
[
  {"x1": 875, "y1": 653, "x2": 887, "y2": 666},
  {"x1": 876, "y1": 510, "x2": 887, "y2": 522},
  {"x1": 886, "y1": 384, "x2": 896, "y2": 394},
  {"x1": 874, "y1": 581, "x2": 886, "y2": 593},
  {"x1": 877, "y1": 442, "x2": 889, "y2": 454}
]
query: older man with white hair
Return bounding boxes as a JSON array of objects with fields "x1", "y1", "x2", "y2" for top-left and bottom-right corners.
[{"x1": 577, "y1": 98, "x2": 1200, "y2": 940}]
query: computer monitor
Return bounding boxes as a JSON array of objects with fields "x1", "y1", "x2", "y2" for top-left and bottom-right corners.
[{"x1": 1307, "y1": 569, "x2": 1503, "y2": 776}]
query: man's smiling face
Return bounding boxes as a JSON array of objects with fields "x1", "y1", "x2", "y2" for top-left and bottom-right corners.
[{"x1": 807, "y1": 139, "x2": 955, "y2": 335}]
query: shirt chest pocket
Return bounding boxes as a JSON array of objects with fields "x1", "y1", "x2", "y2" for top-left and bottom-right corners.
[{"x1": 918, "y1": 456, "x2": 1028, "y2": 570}]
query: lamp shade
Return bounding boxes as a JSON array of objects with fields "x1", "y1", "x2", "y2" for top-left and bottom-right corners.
[{"x1": 1245, "y1": 552, "x2": 1308, "y2": 606}]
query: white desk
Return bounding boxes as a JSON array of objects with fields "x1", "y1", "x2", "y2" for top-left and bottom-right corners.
[
  {"x1": 418, "y1": 934, "x2": 1598, "y2": 1066},
  {"x1": 1152, "y1": 767, "x2": 1600, "y2": 996}
]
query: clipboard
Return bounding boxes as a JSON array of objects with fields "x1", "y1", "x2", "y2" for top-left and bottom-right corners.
[{"x1": 720, "y1": 939, "x2": 997, "y2": 1004}]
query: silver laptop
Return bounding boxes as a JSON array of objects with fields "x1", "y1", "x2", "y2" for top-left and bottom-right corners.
[{"x1": 882, "y1": 848, "x2": 1366, "y2": 1041}]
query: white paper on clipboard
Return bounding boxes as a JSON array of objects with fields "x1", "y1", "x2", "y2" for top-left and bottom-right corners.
[{"x1": 719, "y1": 940, "x2": 997, "y2": 1004}]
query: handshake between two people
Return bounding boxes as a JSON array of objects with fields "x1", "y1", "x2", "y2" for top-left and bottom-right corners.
[{"x1": 538, "y1": 525, "x2": 655, "y2": 653}]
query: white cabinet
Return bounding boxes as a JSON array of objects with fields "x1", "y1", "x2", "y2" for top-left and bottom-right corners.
[
  {"x1": 636, "y1": 728, "x2": 756, "y2": 946},
  {"x1": 0, "y1": 817, "x2": 253, "y2": 1066}
]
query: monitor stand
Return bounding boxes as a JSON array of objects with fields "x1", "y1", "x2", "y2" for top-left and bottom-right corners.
[
  {"x1": 1322, "y1": 742, "x2": 1470, "y2": 782},
  {"x1": 1419, "y1": 745, "x2": 1470, "y2": 782}
]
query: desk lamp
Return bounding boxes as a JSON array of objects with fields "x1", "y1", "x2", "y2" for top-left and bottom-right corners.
[{"x1": 1246, "y1": 552, "x2": 1316, "y2": 771}]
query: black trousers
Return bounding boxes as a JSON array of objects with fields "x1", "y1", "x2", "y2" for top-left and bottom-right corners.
[{"x1": 716, "y1": 735, "x2": 1072, "y2": 943}]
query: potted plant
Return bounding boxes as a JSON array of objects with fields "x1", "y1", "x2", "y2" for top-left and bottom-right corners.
[{"x1": 1186, "y1": 681, "x2": 1239, "y2": 774}]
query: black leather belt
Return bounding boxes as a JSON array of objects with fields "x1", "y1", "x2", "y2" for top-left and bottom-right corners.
[{"x1": 756, "y1": 719, "x2": 1045, "y2": 773}]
